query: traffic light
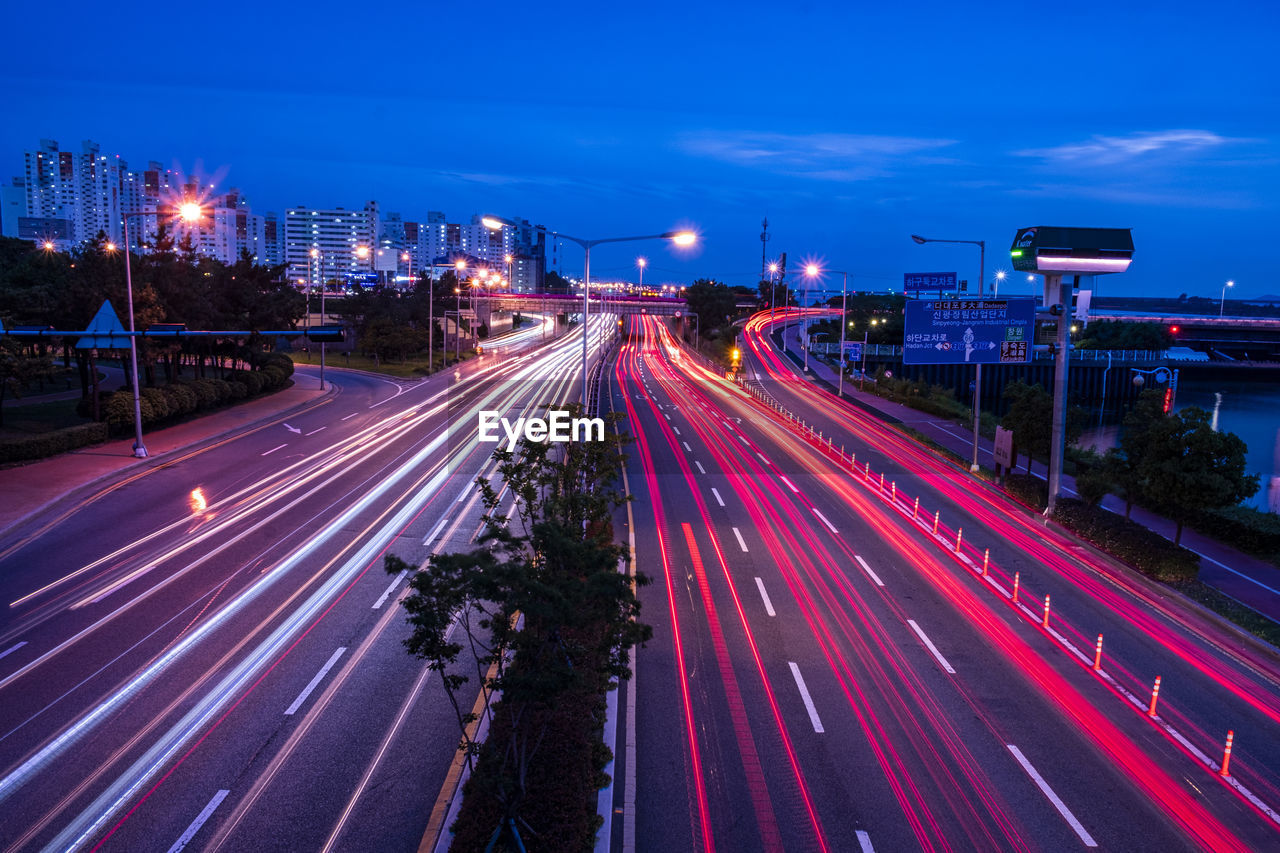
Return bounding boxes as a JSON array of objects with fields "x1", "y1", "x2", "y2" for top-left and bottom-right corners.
[{"x1": 1169, "y1": 325, "x2": 1180, "y2": 335}]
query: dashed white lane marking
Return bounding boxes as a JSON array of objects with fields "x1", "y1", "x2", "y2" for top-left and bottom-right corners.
[
  {"x1": 711, "y1": 488, "x2": 725, "y2": 507},
  {"x1": 694, "y1": 461, "x2": 706, "y2": 474},
  {"x1": 738, "y1": 434, "x2": 751, "y2": 447},
  {"x1": 305, "y1": 427, "x2": 327, "y2": 436},
  {"x1": 682, "y1": 441, "x2": 692, "y2": 452},
  {"x1": 373, "y1": 571, "x2": 407, "y2": 609},
  {"x1": 423, "y1": 516, "x2": 449, "y2": 545},
  {"x1": 285, "y1": 647, "x2": 347, "y2": 715},
  {"x1": 789, "y1": 662, "x2": 824, "y2": 733},
  {"x1": 757, "y1": 453, "x2": 771, "y2": 465},
  {"x1": 673, "y1": 426, "x2": 681, "y2": 435},
  {"x1": 1006, "y1": 744, "x2": 1098, "y2": 847},
  {"x1": 261, "y1": 444, "x2": 287, "y2": 456},
  {"x1": 855, "y1": 555, "x2": 884, "y2": 587},
  {"x1": 733, "y1": 527, "x2": 749, "y2": 553},
  {"x1": 780, "y1": 475, "x2": 799, "y2": 493},
  {"x1": 755, "y1": 577, "x2": 776, "y2": 616},
  {"x1": 167, "y1": 789, "x2": 230, "y2": 853},
  {"x1": 341, "y1": 412, "x2": 359, "y2": 421},
  {"x1": 812, "y1": 508, "x2": 838, "y2": 534},
  {"x1": 907, "y1": 620, "x2": 956, "y2": 674},
  {"x1": 0, "y1": 641, "x2": 27, "y2": 662},
  {"x1": 856, "y1": 830, "x2": 875, "y2": 853}
]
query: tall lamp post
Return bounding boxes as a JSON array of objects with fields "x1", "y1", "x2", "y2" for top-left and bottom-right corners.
[
  {"x1": 453, "y1": 260, "x2": 466, "y2": 363},
  {"x1": 483, "y1": 216, "x2": 695, "y2": 406},
  {"x1": 637, "y1": 256, "x2": 647, "y2": 291},
  {"x1": 911, "y1": 234, "x2": 985, "y2": 472},
  {"x1": 768, "y1": 262, "x2": 780, "y2": 320},
  {"x1": 120, "y1": 201, "x2": 204, "y2": 458},
  {"x1": 1220, "y1": 279, "x2": 1234, "y2": 317},
  {"x1": 805, "y1": 264, "x2": 853, "y2": 398}
]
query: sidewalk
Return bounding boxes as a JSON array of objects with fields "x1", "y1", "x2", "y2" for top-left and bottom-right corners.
[
  {"x1": 770, "y1": 322, "x2": 1280, "y2": 624},
  {"x1": 0, "y1": 382, "x2": 331, "y2": 537}
]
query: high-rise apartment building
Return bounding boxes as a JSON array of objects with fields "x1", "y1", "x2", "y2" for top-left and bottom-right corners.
[
  {"x1": 283, "y1": 202, "x2": 381, "y2": 284},
  {"x1": 21, "y1": 139, "x2": 124, "y2": 248}
]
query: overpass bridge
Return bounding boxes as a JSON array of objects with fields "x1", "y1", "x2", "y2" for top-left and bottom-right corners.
[
  {"x1": 473, "y1": 292, "x2": 687, "y2": 316},
  {"x1": 1087, "y1": 311, "x2": 1280, "y2": 360}
]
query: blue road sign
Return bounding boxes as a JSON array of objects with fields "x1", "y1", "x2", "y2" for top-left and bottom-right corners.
[
  {"x1": 903, "y1": 298, "x2": 1036, "y2": 365},
  {"x1": 843, "y1": 341, "x2": 863, "y2": 361},
  {"x1": 904, "y1": 272, "x2": 957, "y2": 294}
]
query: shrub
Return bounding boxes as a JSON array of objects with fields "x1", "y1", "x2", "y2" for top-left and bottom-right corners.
[
  {"x1": 230, "y1": 370, "x2": 265, "y2": 396},
  {"x1": 163, "y1": 383, "x2": 198, "y2": 417},
  {"x1": 261, "y1": 352, "x2": 295, "y2": 378},
  {"x1": 210, "y1": 378, "x2": 233, "y2": 404},
  {"x1": 227, "y1": 380, "x2": 249, "y2": 400},
  {"x1": 1003, "y1": 473, "x2": 1048, "y2": 511},
  {"x1": 187, "y1": 379, "x2": 218, "y2": 409},
  {"x1": 0, "y1": 422, "x2": 109, "y2": 463},
  {"x1": 1052, "y1": 498, "x2": 1199, "y2": 582},
  {"x1": 104, "y1": 391, "x2": 158, "y2": 431},
  {"x1": 140, "y1": 387, "x2": 170, "y2": 423},
  {"x1": 260, "y1": 365, "x2": 288, "y2": 390},
  {"x1": 1190, "y1": 506, "x2": 1280, "y2": 557}
]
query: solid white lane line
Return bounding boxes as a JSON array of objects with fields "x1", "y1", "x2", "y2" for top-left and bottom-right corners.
[
  {"x1": 812, "y1": 508, "x2": 838, "y2": 534},
  {"x1": 167, "y1": 789, "x2": 229, "y2": 853},
  {"x1": 755, "y1": 578, "x2": 776, "y2": 616},
  {"x1": 733, "y1": 527, "x2": 749, "y2": 553},
  {"x1": 373, "y1": 571, "x2": 407, "y2": 609},
  {"x1": 682, "y1": 441, "x2": 692, "y2": 452},
  {"x1": 305, "y1": 427, "x2": 327, "y2": 436},
  {"x1": 285, "y1": 648, "x2": 347, "y2": 715},
  {"x1": 0, "y1": 641, "x2": 27, "y2": 662},
  {"x1": 711, "y1": 488, "x2": 725, "y2": 507},
  {"x1": 261, "y1": 444, "x2": 287, "y2": 457},
  {"x1": 856, "y1": 830, "x2": 875, "y2": 853},
  {"x1": 694, "y1": 461, "x2": 706, "y2": 474},
  {"x1": 788, "y1": 662, "x2": 824, "y2": 733},
  {"x1": 907, "y1": 620, "x2": 955, "y2": 674},
  {"x1": 780, "y1": 475, "x2": 799, "y2": 493},
  {"x1": 855, "y1": 555, "x2": 885, "y2": 587},
  {"x1": 423, "y1": 516, "x2": 449, "y2": 545},
  {"x1": 1006, "y1": 744, "x2": 1098, "y2": 847},
  {"x1": 341, "y1": 412, "x2": 359, "y2": 421}
]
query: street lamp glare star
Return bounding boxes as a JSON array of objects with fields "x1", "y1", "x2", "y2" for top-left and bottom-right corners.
[{"x1": 179, "y1": 201, "x2": 203, "y2": 222}]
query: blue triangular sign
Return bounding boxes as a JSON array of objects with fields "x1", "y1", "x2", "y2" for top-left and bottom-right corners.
[{"x1": 76, "y1": 300, "x2": 130, "y2": 350}]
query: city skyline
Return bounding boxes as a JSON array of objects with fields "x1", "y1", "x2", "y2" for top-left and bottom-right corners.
[{"x1": 2, "y1": 0, "x2": 1275, "y2": 299}]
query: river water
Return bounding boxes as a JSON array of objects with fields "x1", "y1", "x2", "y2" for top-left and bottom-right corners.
[{"x1": 1175, "y1": 379, "x2": 1280, "y2": 513}]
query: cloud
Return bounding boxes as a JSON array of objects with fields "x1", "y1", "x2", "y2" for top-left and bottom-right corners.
[
  {"x1": 1008, "y1": 182, "x2": 1258, "y2": 210},
  {"x1": 678, "y1": 131, "x2": 956, "y2": 181},
  {"x1": 1015, "y1": 130, "x2": 1244, "y2": 166}
]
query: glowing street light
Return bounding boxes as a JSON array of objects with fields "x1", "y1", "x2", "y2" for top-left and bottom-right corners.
[
  {"x1": 1220, "y1": 279, "x2": 1234, "y2": 317},
  {"x1": 119, "y1": 201, "x2": 204, "y2": 457},
  {"x1": 483, "y1": 215, "x2": 696, "y2": 406},
  {"x1": 994, "y1": 270, "x2": 1007, "y2": 296},
  {"x1": 804, "y1": 264, "x2": 854, "y2": 397}
]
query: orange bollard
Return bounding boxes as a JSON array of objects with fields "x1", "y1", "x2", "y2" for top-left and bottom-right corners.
[
  {"x1": 879, "y1": 472, "x2": 885, "y2": 491},
  {"x1": 1220, "y1": 730, "x2": 1234, "y2": 777},
  {"x1": 913, "y1": 497, "x2": 919, "y2": 519},
  {"x1": 1148, "y1": 675, "x2": 1162, "y2": 717},
  {"x1": 1093, "y1": 634, "x2": 1103, "y2": 671},
  {"x1": 851, "y1": 453, "x2": 856, "y2": 470},
  {"x1": 891, "y1": 481, "x2": 896, "y2": 501},
  {"x1": 865, "y1": 461, "x2": 871, "y2": 479},
  {"x1": 955, "y1": 528, "x2": 963, "y2": 553},
  {"x1": 982, "y1": 549, "x2": 989, "y2": 576},
  {"x1": 933, "y1": 511, "x2": 940, "y2": 535},
  {"x1": 1013, "y1": 572, "x2": 1020, "y2": 603},
  {"x1": 1042, "y1": 594, "x2": 1051, "y2": 629}
]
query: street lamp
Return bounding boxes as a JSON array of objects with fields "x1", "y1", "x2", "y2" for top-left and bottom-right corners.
[
  {"x1": 994, "y1": 270, "x2": 1007, "y2": 296},
  {"x1": 768, "y1": 262, "x2": 780, "y2": 320},
  {"x1": 1220, "y1": 279, "x2": 1234, "y2": 317},
  {"x1": 483, "y1": 215, "x2": 695, "y2": 406},
  {"x1": 119, "y1": 201, "x2": 204, "y2": 457},
  {"x1": 805, "y1": 264, "x2": 853, "y2": 398},
  {"x1": 637, "y1": 256, "x2": 647, "y2": 291},
  {"x1": 911, "y1": 233, "x2": 986, "y2": 472}
]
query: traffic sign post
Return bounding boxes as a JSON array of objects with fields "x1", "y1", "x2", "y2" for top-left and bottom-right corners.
[{"x1": 902, "y1": 298, "x2": 1035, "y2": 365}]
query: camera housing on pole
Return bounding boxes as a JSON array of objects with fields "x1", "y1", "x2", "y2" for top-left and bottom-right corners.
[{"x1": 1011, "y1": 226, "x2": 1134, "y2": 514}]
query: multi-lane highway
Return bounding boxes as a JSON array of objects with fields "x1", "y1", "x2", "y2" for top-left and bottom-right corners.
[
  {"x1": 2, "y1": 305, "x2": 1279, "y2": 852},
  {"x1": 603, "y1": 313, "x2": 1280, "y2": 852}
]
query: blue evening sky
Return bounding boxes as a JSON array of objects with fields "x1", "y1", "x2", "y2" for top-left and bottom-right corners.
[{"x1": 3, "y1": 0, "x2": 1276, "y2": 300}]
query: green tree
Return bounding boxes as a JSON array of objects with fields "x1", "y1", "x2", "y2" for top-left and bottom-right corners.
[
  {"x1": 1136, "y1": 407, "x2": 1258, "y2": 544},
  {"x1": 390, "y1": 409, "x2": 650, "y2": 850},
  {"x1": 684, "y1": 278, "x2": 737, "y2": 338},
  {"x1": 1000, "y1": 381, "x2": 1089, "y2": 473},
  {"x1": 1075, "y1": 320, "x2": 1174, "y2": 351}
]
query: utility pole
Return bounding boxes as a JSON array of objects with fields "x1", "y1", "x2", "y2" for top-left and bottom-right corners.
[{"x1": 760, "y1": 217, "x2": 770, "y2": 287}]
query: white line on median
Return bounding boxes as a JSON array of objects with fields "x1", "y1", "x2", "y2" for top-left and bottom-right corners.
[
  {"x1": 285, "y1": 647, "x2": 347, "y2": 715},
  {"x1": 780, "y1": 475, "x2": 799, "y2": 493},
  {"x1": 788, "y1": 662, "x2": 824, "y2": 733},
  {"x1": 261, "y1": 444, "x2": 287, "y2": 456},
  {"x1": 757, "y1": 453, "x2": 771, "y2": 465},
  {"x1": 855, "y1": 555, "x2": 884, "y2": 587},
  {"x1": 167, "y1": 789, "x2": 229, "y2": 853},
  {"x1": 856, "y1": 830, "x2": 875, "y2": 853},
  {"x1": 423, "y1": 516, "x2": 449, "y2": 545},
  {"x1": 373, "y1": 571, "x2": 407, "y2": 609},
  {"x1": 694, "y1": 461, "x2": 706, "y2": 474},
  {"x1": 812, "y1": 508, "x2": 838, "y2": 534},
  {"x1": 907, "y1": 619, "x2": 955, "y2": 674},
  {"x1": 733, "y1": 527, "x2": 749, "y2": 552},
  {"x1": 711, "y1": 487, "x2": 725, "y2": 507},
  {"x1": 755, "y1": 577, "x2": 776, "y2": 616},
  {"x1": 1006, "y1": 743, "x2": 1097, "y2": 847}
]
